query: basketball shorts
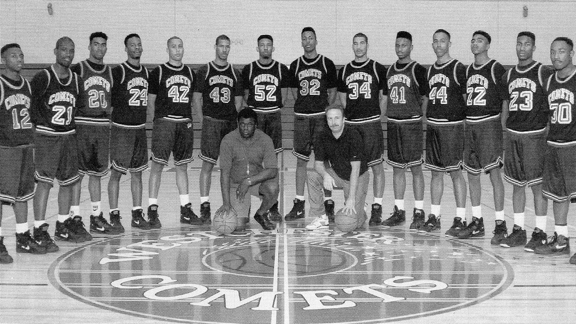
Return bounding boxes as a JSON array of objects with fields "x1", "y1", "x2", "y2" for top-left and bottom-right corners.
[
  {"x1": 347, "y1": 120, "x2": 384, "y2": 167},
  {"x1": 463, "y1": 117, "x2": 503, "y2": 174},
  {"x1": 424, "y1": 122, "x2": 464, "y2": 172},
  {"x1": 292, "y1": 114, "x2": 326, "y2": 161},
  {"x1": 503, "y1": 131, "x2": 547, "y2": 187},
  {"x1": 230, "y1": 175, "x2": 278, "y2": 218},
  {"x1": 542, "y1": 144, "x2": 576, "y2": 203},
  {"x1": 34, "y1": 133, "x2": 80, "y2": 186},
  {"x1": 255, "y1": 110, "x2": 283, "y2": 153},
  {"x1": 386, "y1": 119, "x2": 424, "y2": 169},
  {"x1": 151, "y1": 118, "x2": 194, "y2": 166},
  {"x1": 76, "y1": 124, "x2": 110, "y2": 177},
  {"x1": 0, "y1": 145, "x2": 35, "y2": 203},
  {"x1": 199, "y1": 116, "x2": 236, "y2": 164},
  {"x1": 110, "y1": 126, "x2": 148, "y2": 174}
]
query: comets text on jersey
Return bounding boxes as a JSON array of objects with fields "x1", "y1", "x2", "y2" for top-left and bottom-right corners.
[
  {"x1": 387, "y1": 74, "x2": 411, "y2": 88},
  {"x1": 253, "y1": 74, "x2": 279, "y2": 86},
  {"x1": 549, "y1": 88, "x2": 575, "y2": 104},
  {"x1": 429, "y1": 74, "x2": 450, "y2": 87},
  {"x1": 209, "y1": 75, "x2": 233, "y2": 87},
  {"x1": 48, "y1": 91, "x2": 76, "y2": 106},
  {"x1": 4, "y1": 93, "x2": 30, "y2": 110},
  {"x1": 127, "y1": 77, "x2": 148, "y2": 90},
  {"x1": 345, "y1": 72, "x2": 373, "y2": 85},
  {"x1": 466, "y1": 74, "x2": 489, "y2": 89},
  {"x1": 166, "y1": 75, "x2": 191, "y2": 88},
  {"x1": 84, "y1": 76, "x2": 111, "y2": 92},
  {"x1": 509, "y1": 78, "x2": 537, "y2": 93},
  {"x1": 298, "y1": 69, "x2": 322, "y2": 80}
]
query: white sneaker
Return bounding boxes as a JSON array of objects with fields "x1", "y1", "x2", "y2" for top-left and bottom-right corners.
[{"x1": 306, "y1": 215, "x2": 329, "y2": 230}]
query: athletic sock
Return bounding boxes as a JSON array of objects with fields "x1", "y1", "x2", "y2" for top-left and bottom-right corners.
[
  {"x1": 395, "y1": 199, "x2": 405, "y2": 211},
  {"x1": 374, "y1": 198, "x2": 383, "y2": 205},
  {"x1": 91, "y1": 201, "x2": 101, "y2": 216},
  {"x1": 535, "y1": 215, "x2": 547, "y2": 232},
  {"x1": 57, "y1": 214, "x2": 69, "y2": 222},
  {"x1": 149, "y1": 198, "x2": 158, "y2": 206},
  {"x1": 414, "y1": 200, "x2": 424, "y2": 210},
  {"x1": 70, "y1": 205, "x2": 80, "y2": 217},
  {"x1": 431, "y1": 205, "x2": 441, "y2": 216},
  {"x1": 200, "y1": 197, "x2": 210, "y2": 204},
  {"x1": 15, "y1": 223, "x2": 29, "y2": 234},
  {"x1": 513, "y1": 212, "x2": 525, "y2": 229},
  {"x1": 179, "y1": 195, "x2": 189, "y2": 206},
  {"x1": 495, "y1": 210, "x2": 505, "y2": 221}
]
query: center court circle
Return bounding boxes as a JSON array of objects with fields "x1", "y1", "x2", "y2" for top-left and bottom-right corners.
[{"x1": 49, "y1": 227, "x2": 514, "y2": 324}]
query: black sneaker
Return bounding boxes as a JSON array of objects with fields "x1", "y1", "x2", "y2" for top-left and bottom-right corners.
[
  {"x1": 570, "y1": 253, "x2": 576, "y2": 265},
  {"x1": 500, "y1": 225, "x2": 527, "y2": 248},
  {"x1": 147, "y1": 204, "x2": 162, "y2": 229},
  {"x1": 524, "y1": 228, "x2": 547, "y2": 252},
  {"x1": 254, "y1": 212, "x2": 275, "y2": 230},
  {"x1": 420, "y1": 214, "x2": 441, "y2": 232},
  {"x1": 490, "y1": 220, "x2": 508, "y2": 245},
  {"x1": 0, "y1": 237, "x2": 13, "y2": 264},
  {"x1": 33, "y1": 224, "x2": 59, "y2": 253},
  {"x1": 268, "y1": 202, "x2": 282, "y2": 222},
  {"x1": 534, "y1": 232, "x2": 570, "y2": 255},
  {"x1": 324, "y1": 199, "x2": 335, "y2": 223},
  {"x1": 200, "y1": 202, "x2": 212, "y2": 224},
  {"x1": 458, "y1": 217, "x2": 485, "y2": 239},
  {"x1": 381, "y1": 206, "x2": 406, "y2": 227},
  {"x1": 131, "y1": 209, "x2": 151, "y2": 230},
  {"x1": 409, "y1": 209, "x2": 426, "y2": 231},
  {"x1": 445, "y1": 217, "x2": 466, "y2": 237},
  {"x1": 180, "y1": 203, "x2": 202, "y2": 225},
  {"x1": 55, "y1": 217, "x2": 92, "y2": 243},
  {"x1": 16, "y1": 231, "x2": 47, "y2": 254},
  {"x1": 368, "y1": 203, "x2": 383, "y2": 226},
  {"x1": 109, "y1": 211, "x2": 125, "y2": 233},
  {"x1": 284, "y1": 198, "x2": 305, "y2": 221},
  {"x1": 90, "y1": 213, "x2": 115, "y2": 234}
]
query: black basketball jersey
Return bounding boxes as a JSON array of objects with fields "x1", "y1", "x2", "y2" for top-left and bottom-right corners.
[
  {"x1": 337, "y1": 59, "x2": 386, "y2": 122},
  {"x1": 74, "y1": 60, "x2": 113, "y2": 125},
  {"x1": 0, "y1": 75, "x2": 33, "y2": 146},
  {"x1": 290, "y1": 54, "x2": 337, "y2": 115},
  {"x1": 426, "y1": 59, "x2": 467, "y2": 123},
  {"x1": 195, "y1": 62, "x2": 242, "y2": 121},
  {"x1": 546, "y1": 69, "x2": 576, "y2": 144},
  {"x1": 31, "y1": 66, "x2": 81, "y2": 135},
  {"x1": 385, "y1": 61, "x2": 424, "y2": 120},
  {"x1": 111, "y1": 62, "x2": 149, "y2": 127},
  {"x1": 465, "y1": 59, "x2": 506, "y2": 120},
  {"x1": 242, "y1": 60, "x2": 289, "y2": 112},
  {"x1": 505, "y1": 61, "x2": 551, "y2": 133},
  {"x1": 149, "y1": 63, "x2": 195, "y2": 121}
]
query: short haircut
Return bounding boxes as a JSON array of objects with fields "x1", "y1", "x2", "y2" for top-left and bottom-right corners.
[
  {"x1": 301, "y1": 27, "x2": 316, "y2": 37},
  {"x1": 434, "y1": 29, "x2": 451, "y2": 40},
  {"x1": 473, "y1": 30, "x2": 492, "y2": 44},
  {"x1": 257, "y1": 34, "x2": 273, "y2": 44},
  {"x1": 553, "y1": 37, "x2": 574, "y2": 51},
  {"x1": 90, "y1": 32, "x2": 108, "y2": 42},
  {"x1": 353, "y1": 32, "x2": 368, "y2": 43},
  {"x1": 124, "y1": 33, "x2": 140, "y2": 46},
  {"x1": 55, "y1": 36, "x2": 74, "y2": 49},
  {"x1": 167, "y1": 36, "x2": 182, "y2": 47},
  {"x1": 325, "y1": 104, "x2": 344, "y2": 116},
  {"x1": 1, "y1": 43, "x2": 20, "y2": 56},
  {"x1": 518, "y1": 31, "x2": 536, "y2": 43},
  {"x1": 237, "y1": 107, "x2": 258, "y2": 123},
  {"x1": 215, "y1": 34, "x2": 230, "y2": 45},
  {"x1": 396, "y1": 31, "x2": 412, "y2": 42}
]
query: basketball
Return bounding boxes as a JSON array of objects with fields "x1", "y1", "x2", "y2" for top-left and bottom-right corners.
[
  {"x1": 335, "y1": 208, "x2": 358, "y2": 233},
  {"x1": 213, "y1": 209, "x2": 238, "y2": 235}
]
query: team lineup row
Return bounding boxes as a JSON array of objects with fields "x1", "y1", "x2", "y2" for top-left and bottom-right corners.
[{"x1": 0, "y1": 27, "x2": 575, "y2": 265}]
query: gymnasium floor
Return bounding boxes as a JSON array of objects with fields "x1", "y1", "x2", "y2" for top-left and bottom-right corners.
[{"x1": 0, "y1": 152, "x2": 575, "y2": 324}]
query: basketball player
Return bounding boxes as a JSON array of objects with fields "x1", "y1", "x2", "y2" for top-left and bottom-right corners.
[
  {"x1": 69, "y1": 32, "x2": 119, "y2": 235},
  {"x1": 306, "y1": 105, "x2": 369, "y2": 230},
  {"x1": 147, "y1": 36, "x2": 198, "y2": 227},
  {"x1": 108, "y1": 34, "x2": 150, "y2": 230},
  {"x1": 217, "y1": 108, "x2": 279, "y2": 231},
  {"x1": 193, "y1": 35, "x2": 244, "y2": 224},
  {"x1": 423, "y1": 29, "x2": 467, "y2": 233},
  {"x1": 0, "y1": 43, "x2": 46, "y2": 262},
  {"x1": 500, "y1": 32, "x2": 552, "y2": 251},
  {"x1": 382, "y1": 31, "x2": 427, "y2": 229},
  {"x1": 286, "y1": 27, "x2": 337, "y2": 222},
  {"x1": 536, "y1": 37, "x2": 576, "y2": 264},
  {"x1": 337, "y1": 32, "x2": 387, "y2": 226},
  {"x1": 459, "y1": 31, "x2": 507, "y2": 242},
  {"x1": 30, "y1": 37, "x2": 91, "y2": 250},
  {"x1": 241, "y1": 34, "x2": 289, "y2": 221}
]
